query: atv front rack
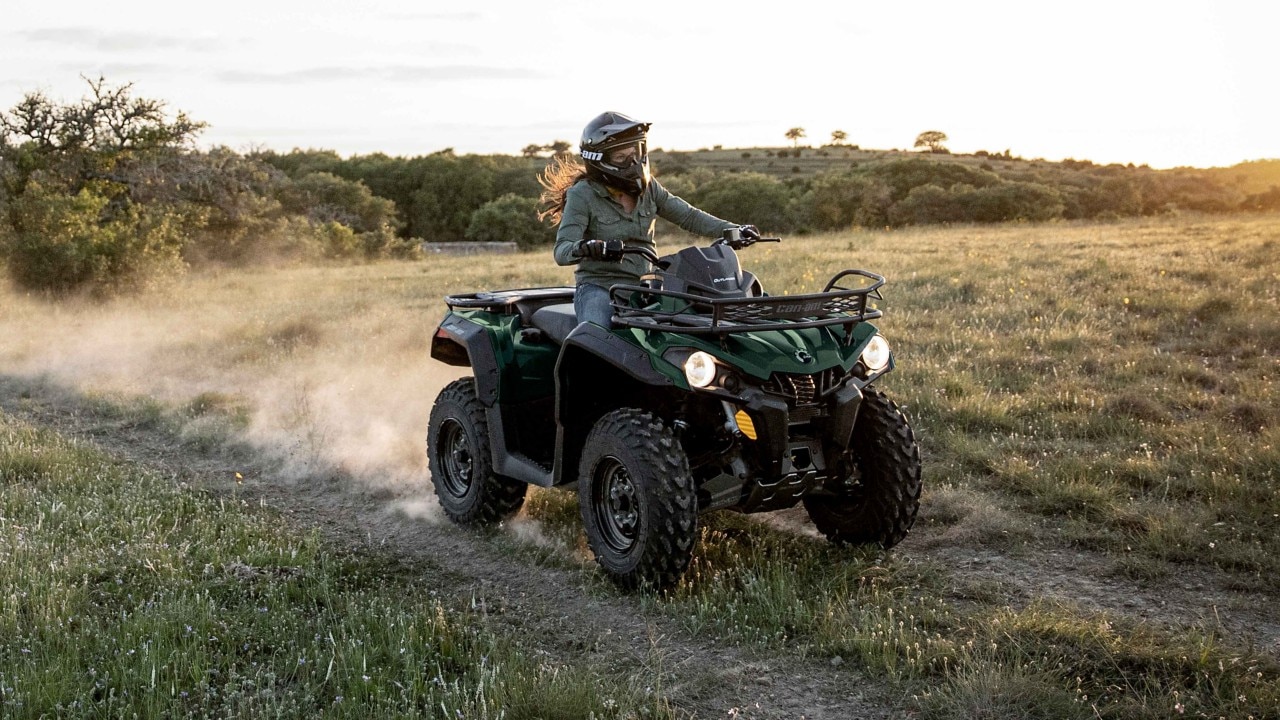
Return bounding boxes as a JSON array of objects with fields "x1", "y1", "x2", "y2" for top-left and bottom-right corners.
[{"x1": 609, "y1": 269, "x2": 884, "y2": 337}]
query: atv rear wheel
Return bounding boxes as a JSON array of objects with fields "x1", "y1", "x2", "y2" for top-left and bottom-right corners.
[
  {"x1": 804, "y1": 387, "x2": 921, "y2": 548},
  {"x1": 427, "y1": 378, "x2": 526, "y2": 525},
  {"x1": 579, "y1": 409, "x2": 697, "y2": 591}
]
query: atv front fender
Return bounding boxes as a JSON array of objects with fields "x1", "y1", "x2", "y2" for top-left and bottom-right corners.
[{"x1": 552, "y1": 323, "x2": 683, "y2": 485}]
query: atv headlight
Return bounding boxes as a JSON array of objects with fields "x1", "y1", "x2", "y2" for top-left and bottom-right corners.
[
  {"x1": 861, "y1": 334, "x2": 891, "y2": 372},
  {"x1": 684, "y1": 351, "x2": 718, "y2": 388}
]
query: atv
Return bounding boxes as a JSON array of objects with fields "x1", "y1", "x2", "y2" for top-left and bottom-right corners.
[{"x1": 426, "y1": 230, "x2": 921, "y2": 590}]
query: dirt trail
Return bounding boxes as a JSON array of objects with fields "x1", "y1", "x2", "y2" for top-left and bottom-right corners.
[
  {"x1": 0, "y1": 375, "x2": 900, "y2": 720},
  {"x1": 767, "y1": 497, "x2": 1280, "y2": 658},
  {"x1": 5, "y1": 372, "x2": 1276, "y2": 719}
]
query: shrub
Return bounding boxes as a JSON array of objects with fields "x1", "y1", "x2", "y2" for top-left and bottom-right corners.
[
  {"x1": 866, "y1": 158, "x2": 1001, "y2": 204},
  {"x1": 889, "y1": 183, "x2": 964, "y2": 225},
  {"x1": 465, "y1": 193, "x2": 553, "y2": 249},
  {"x1": 3, "y1": 182, "x2": 188, "y2": 295},
  {"x1": 958, "y1": 181, "x2": 1065, "y2": 223},
  {"x1": 803, "y1": 171, "x2": 894, "y2": 230},
  {"x1": 317, "y1": 221, "x2": 360, "y2": 259},
  {"x1": 276, "y1": 172, "x2": 399, "y2": 234},
  {"x1": 694, "y1": 172, "x2": 796, "y2": 233},
  {"x1": 360, "y1": 226, "x2": 423, "y2": 260}
]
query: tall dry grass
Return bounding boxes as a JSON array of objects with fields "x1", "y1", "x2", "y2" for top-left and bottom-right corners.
[{"x1": 2, "y1": 213, "x2": 1278, "y2": 718}]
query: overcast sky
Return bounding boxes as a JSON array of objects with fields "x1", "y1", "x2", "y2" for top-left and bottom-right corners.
[{"x1": 4, "y1": 0, "x2": 1275, "y2": 169}]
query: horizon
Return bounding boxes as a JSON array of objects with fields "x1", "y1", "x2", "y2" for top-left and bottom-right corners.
[{"x1": 5, "y1": 1, "x2": 1277, "y2": 171}]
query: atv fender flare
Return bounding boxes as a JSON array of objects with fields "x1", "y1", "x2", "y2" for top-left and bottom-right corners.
[
  {"x1": 552, "y1": 323, "x2": 680, "y2": 486},
  {"x1": 431, "y1": 314, "x2": 501, "y2": 407}
]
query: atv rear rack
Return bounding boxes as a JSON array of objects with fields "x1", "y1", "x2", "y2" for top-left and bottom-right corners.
[{"x1": 609, "y1": 269, "x2": 884, "y2": 337}]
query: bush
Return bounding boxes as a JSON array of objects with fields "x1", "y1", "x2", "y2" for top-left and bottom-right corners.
[
  {"x1": 276, "y1": 172, "x2": 399, "y2": 234},
  {"x1": 693, "y1": 172, "x2": 796, "y2": 234},
  {"x1": 803, "y1": 171, "x2": 894, "y2": 230},
  {"x1": 866, "y1": 158, "x2": 1001, "y2": 203},
  {"x1": 3, "y1": 182, "x2": 188, "y2": 295},
  {"x1": 360, "y1": 226, "x2": 423, "y2": 260},
  {"x1": 465, "y1": 193, "x2": 553, "y2": 249},
  {"x1": 889, "y1": 184, "x2": 965, "y2": 225},
  {"x1": 958, "y1": 181, "x2": 1065, "y2": 223}
]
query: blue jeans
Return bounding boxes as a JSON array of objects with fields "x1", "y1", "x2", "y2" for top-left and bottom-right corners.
[{"x1": 574, "y1": 282, "x2": 613, "y2": 328}]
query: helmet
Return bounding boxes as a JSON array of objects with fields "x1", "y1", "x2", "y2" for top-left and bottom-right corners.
[{"x1": 580, "y1": 111, "x2": 652, "y2": 195}]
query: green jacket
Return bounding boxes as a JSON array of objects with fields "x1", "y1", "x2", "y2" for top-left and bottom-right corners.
[{"x1": 553, "y1": 177, "x2": 737, "y2": 288}]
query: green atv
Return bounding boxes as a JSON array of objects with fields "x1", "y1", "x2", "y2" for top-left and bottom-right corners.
[{"x1": 427, "y1": 231, "x2": 921, "y2": 590}]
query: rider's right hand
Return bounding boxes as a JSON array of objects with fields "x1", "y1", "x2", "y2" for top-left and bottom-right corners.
[{"x1": 578, "y1": 239, "x2": 625, "y2": 262}]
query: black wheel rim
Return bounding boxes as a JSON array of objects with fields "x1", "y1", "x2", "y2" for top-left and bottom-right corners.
[
  {"x1": 438, "y1": 419, "x2": 473, "y2": 498},
  {"x1": 592, "y1": 457, "x2": 640, "y2": 554}
]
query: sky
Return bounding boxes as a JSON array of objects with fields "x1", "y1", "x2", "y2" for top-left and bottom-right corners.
[{"x1": 3, "y1": 0, "x2": 1276, "y2": 169}]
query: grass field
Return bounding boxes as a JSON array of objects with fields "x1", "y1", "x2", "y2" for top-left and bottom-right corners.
[{"x1": 1, "y1": 212, "x2": 1277, "y2": 717}]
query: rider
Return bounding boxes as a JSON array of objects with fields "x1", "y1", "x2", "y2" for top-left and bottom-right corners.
[{"x1": 539, "y1": 111, "x2": 758, "y2": 327}]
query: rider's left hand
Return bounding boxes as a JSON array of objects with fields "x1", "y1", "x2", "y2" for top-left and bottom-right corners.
[{"x1": 738, "y1": 225, "x2": 761, "y2": 241}]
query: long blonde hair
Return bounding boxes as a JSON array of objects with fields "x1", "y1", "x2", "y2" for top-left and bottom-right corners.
[{"x1": 537, "y1": 154, "x2": 588, "y2": 225}]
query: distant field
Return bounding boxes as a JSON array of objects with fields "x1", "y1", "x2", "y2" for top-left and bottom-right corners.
[
  {"x1": 2, "y1": 212, "x2": 1278, "y2": 718},
  {"x1": 650, "y1": 145, "x2": 1030, "y2": 180}
]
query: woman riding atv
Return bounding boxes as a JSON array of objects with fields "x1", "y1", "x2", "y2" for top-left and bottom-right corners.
[{"x1": 538, "y1": 111, "x2": 760, "y2": 327}]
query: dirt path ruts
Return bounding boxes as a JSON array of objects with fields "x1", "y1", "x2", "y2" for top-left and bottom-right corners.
[
  {"x1": 8, "y1": 373, "x2": 1275, "y2": 718},
  {"x1": 0, "y1": 375, "x2": 901, "y2": 720}
]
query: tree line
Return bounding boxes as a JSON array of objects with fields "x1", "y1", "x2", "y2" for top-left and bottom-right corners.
[{"x1": 2, "y1": 79, "x2": 1277, "y2": 296}]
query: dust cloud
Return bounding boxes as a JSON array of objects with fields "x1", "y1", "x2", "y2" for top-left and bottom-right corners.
[{"x1": 0, "y1": 267, "x2": 470, "y2": 523}]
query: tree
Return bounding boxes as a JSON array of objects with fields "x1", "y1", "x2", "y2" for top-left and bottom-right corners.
[
  {"x1": 694, "y1": 172, "x2": 796, "y2": 234},
  {"x1": 0, "y1": 77, "x2": 207, "y2": 293},
  {"x1": 465, "y1": 193, "x2": 553, "y2": 249},
  {"x1": 913, "y1": 130, "x2": 949, "y2": 153},
  {"x1": 548, "y1": 140, "x2": 572, "y2": 156},
  {"x1": 785, "y1": 127, "x2": 806, "y2": 148},
  {"x1": 0, "y1": 76, "x2": 206, "y2": 198},
  {"x1": 521, "y1": 144, "x2": 544, "y2": 158},
  {"x1": 275, "y1": 171, "x2": 399, "y2": 234},
  {"x1": 830, "y1": 130, "x2": 848, "y2": 146}
]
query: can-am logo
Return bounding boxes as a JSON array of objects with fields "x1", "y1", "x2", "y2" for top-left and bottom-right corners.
[
  {"x1": 581, "y1": 150, "x2": 603, "y2": 161},
  {"x1": 795, "y1": 350, "x2": 813, "y2": 363},
  {"x1": 766, "y1": 300, "x2": 827, "y2": 316}
]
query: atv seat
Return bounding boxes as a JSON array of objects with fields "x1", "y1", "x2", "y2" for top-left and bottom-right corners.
[{"x1": 529, "y1": 303, "x2": 579, "y2": 344}]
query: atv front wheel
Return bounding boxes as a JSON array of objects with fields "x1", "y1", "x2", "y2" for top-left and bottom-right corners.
[
  {"x1": 578, "y1": 409, "x2": 697, "y2": 590},
  {"x1": 427, "y1": 378, "x2": 527, "y2": 525},
  {"x1": 804, "y1": 387, "x2": 921, "y2": 548}
]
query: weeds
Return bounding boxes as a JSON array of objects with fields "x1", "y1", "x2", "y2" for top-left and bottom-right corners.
[
  {"x1": 0, "y1": 412, "x2": 672, "y2": 719},
  {"x1": 3, "y1": 212, "x2": 1278, "y2": 717}
]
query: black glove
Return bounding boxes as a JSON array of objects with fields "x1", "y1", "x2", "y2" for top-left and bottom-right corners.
[
  {"x1": 578, "y1": 238, "x2": 624, "y2": 262},
  {"x1": 738, "y1": 224, "x2": 761, "y2": 241}
]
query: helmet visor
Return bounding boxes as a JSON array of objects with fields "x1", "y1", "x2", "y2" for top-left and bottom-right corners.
[{"x1": 604, "y1": 140, "x2": 646, "y2": 169}]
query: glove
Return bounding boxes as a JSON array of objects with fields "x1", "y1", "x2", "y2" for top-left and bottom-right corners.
[
  {"x1": 578, "y1": 238, "x2": 624, "y2": 262},
  {"x1": 738, "y1": 224, "x2": 761, "y2": 241}
]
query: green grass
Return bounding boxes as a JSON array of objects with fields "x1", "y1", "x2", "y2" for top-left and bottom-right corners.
[
  {"x1": 518, "y1": 214, "x2": 1280, "y2": 717},
  {"x1": 0, "y1": 412, "x2": 673, "y2": 719},
  {"x1": 3, "y1": 212, "x2": 1278, "y2": 718},
  {"x1": 692, "y1": 519, "x2": 1278, "y2": 719}
]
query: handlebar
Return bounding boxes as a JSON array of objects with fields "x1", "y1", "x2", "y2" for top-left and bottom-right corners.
[{"x1": 618, "y1": 231, "x2": 782, "y2": 268}]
